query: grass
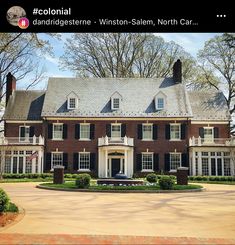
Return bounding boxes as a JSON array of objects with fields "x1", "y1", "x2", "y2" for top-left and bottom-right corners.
[
  {"x1": 0, "y1": 178, "x2": 93, "y2": 183},
  {"x1": 40, "y1": 181, "x2": 202, "y2": 191}
]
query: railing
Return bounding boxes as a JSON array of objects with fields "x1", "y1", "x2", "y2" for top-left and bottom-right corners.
[
  {"x1": 189, "y1": 136, "x2": 235, "y2": 146},
  {"x1": 98, "y1": 136, "x2": 134, "y2": 147},
  {"x1": 0, "y1": 135, "x2": 45, "y2": 145}
]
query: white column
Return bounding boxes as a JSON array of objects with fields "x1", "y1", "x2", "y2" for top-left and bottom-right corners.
[
  {"x1": 23, "y1": 156, "x2": 26, "y2": 174},
  {"x1": 124, "y1": 149, "x2": 127, "y2": 176},
  {"x1": 38, "y1": 150, "x2": 42, "y2": 173},
  {"x1": 192, "y1": 150, "x2": 196, "y2": 176},
  {"x1": 222, "y1": 157, "x2": 224, "y2": 176},
  {"x1": 198, "y1": 151, "x2": 202, "y2": 175},
  {"x1": 105, "y1": 149, "x2": 108, "y2": 178},
  {"x1": 209, "y1": 157, "x2": 211, "y2": 176},
  {"x1": 32, "y1": 158, "x2": 36, "y2": 174}
]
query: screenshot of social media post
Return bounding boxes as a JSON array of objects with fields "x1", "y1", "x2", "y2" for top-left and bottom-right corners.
[{"x1": 0, "y1": 1, "x2": 235, "y2": 244}]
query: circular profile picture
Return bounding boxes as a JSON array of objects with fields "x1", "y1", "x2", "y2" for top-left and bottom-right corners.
[{"x1": 6, "y1": 6, "x2": 26, "y2": 26}]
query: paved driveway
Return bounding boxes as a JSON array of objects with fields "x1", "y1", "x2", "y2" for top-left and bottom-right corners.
[{"x1": 0, "y1": 182, "x2": 235, "y2": 239}]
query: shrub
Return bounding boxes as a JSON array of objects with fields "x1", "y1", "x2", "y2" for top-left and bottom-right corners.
[
  {"x1": 0, "y1": 188, "x2": 9, "y2": 213},
  {"x1": 6, "y1": 202, "x2": 18, "y2": 212},
  {"x1": 146, "y1": 173, "x2": 157, "y2": 183},
  {"x1": 64, "y1": 174, "x2": 73, "y2": 178},
  {"x1": 72, "y1": 174, "x2": 78, "y2": 179},
  {"x1": 75, "y1": 174, "x2": 91, "y2": 188},
  {"x1": 158, "y1": 176, "x2": 174, "y2": 190}
]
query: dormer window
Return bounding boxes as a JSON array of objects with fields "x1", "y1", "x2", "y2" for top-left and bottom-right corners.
[
  {"x1": 157, "y1": 98, "x2": 164, "y2": 109},
  {"x1": 69, "y1": 98, "x2": 76, "y2": 109},
  {"x1": 154, "y1": 91, "x2": 167, "y2": 110},
  {"x1": 67, "y1": 91, "x2": 79, "y2": 110},
  {"x1": 110, "y1": 91, "x2": 122, "y2": 111},
  {"x1": 112, "y1": 98, "x2": 120, "y2": 110}
]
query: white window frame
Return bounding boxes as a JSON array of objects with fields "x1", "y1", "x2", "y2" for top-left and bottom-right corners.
[
  {"x1": 141, "y1": 152, "x2": 154, "y2": 172},
  {"x1": 52, "y1": 123, "x2": 63, "y2": 140},
  {"x1": 170, "y1": 123, "x2": 181, "y2": 141},
  {"x1": 51, "y1": 152, "x2": 63, "y2": 170},
  {"x1": 80, "y1": 123, "x2": 91, "y2": 141},
  {"x1": 157, "y1": 98, "x2": 164, "y2": 110},
  {"x1": 111, "y1": 98, "x2": 120, "y2": 110},
  {"x1": 142, "y1": 124, "x2": 153, "y2": 140},
  {"x1": 203, "y1": 127, "x2": 214, "y2": 143},
  {"x1": 67, "y1": 97, "x2": 78, "y2": 110},
  {"x1": 19, "y1": 126, "x2": 30, "y2": 142},
  {"x1": 169, "y1": 152, "x2": 181, "y2": 171},
  {"x1": 78, "y1": 152, "x2": 90, "y2": 171},
  {"x1": 111, "y1": 123, "x2": 121, "y2": 139}
]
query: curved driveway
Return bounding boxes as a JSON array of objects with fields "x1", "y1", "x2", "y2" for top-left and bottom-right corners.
[{"x1": 0, "y1": 182, "x2": 235, "y2": 239}]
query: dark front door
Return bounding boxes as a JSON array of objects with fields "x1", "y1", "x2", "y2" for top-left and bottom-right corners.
[{"x1": 112, "y1": 159, "x2": 120, "y2": 177}]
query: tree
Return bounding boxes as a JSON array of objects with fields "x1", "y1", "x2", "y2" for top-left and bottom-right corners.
[
  {"x1": 223, "y1": 33, "x2": 235, "y2": 48},
  {"x1": 0, "y1": 33, "x2": 59, "y2": 102},
  {"x1": 60, "y1": 33, "x2": 196, "y2": 82},
  {"x1": 197, "y1": 34, "x2": 235, "y2": 132}
]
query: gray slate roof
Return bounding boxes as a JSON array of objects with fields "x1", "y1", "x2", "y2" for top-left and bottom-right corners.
[
  {"x1": 4, "y1": 91, "x2": 45, "y2": 120},
  {"x1": 3, "y1": 78, "x2": 230, "y2": 121},
  {"x1": 188, "y1": 90, "x2": 230, "y2": 121},
  {"x1": 41, "y1": 77, "x2": 192, "y2": 118}
]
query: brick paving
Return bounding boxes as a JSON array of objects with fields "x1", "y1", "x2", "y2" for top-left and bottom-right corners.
[{"x1": 0, "y1": 234, "x2": 235, "y2": 244}]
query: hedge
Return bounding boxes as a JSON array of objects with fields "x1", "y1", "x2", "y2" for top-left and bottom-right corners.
[{"x1": 188, "y1": 176, "x2": 235, "y2": 182}]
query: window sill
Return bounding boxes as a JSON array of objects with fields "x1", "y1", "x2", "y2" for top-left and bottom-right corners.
[
  {"x1": 141, "y1": 139, "x2": 154, "y2": 141},
  {"x1": 169, "y1": 170, "x2": 177, "y2": 173},
  {"x1": 77, "y1": 169, "x2": 91, "y2": 172},
  {"x1": 79, "y1": 139, "x2": 91, "y2": 141},
  {"x1": 51, "y1": 139, "x2": 64, "y2": 141},
  {"x1": 169, "y1": 139, "x2": 181, "y2": 141},
  {"x1": 141, "y1": 170, "x2": 154, "y2": 172}
]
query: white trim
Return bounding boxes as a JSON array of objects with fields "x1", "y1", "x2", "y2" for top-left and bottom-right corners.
[
  {"x1": 19, "y1": 125, "x2": 30, "y2": 142},
  {"x1": 51, "y1": 151, "x2": 63, "y2": 170},
  {"x1": 6, "y1": 120, "x2": 43, "y2": 123},
  {"x1": 169, "y1": 152, "x2": 182, "y2": 171},
  {"x1": 44, "y1": 117, "x2": 190, "y2": 121},
  {"x1": 191, "y1": 121, "x2": 228, "y2": 124},
  {"x1": 52, "y1": 123, "x2": 63, "y2": 140},
  {"x1": 141, "y1": 152, "x2": 154, "y2": 171},
  {"x1": 78, "y1": 152, "x2": 90, "y2": 171},
  {"x1": 170, "y1": 123, "x2": 181, "y2": 140},
  {"x1": 203, "y1": 126, "x2": 214, "y2": 143},
  {"x1": 79, "y1": 123, "x2": 91, "y2": 140},
  {"x1": 111, "y1": 98, "x2": 120, "y2": 110},
  {"x1": 67, "y1": 97, "x2": 78, "y2": 110},
  {"x1": 142, "y1": 123, "x2": 153, "y2": 141},
  {"x1": 111, "y1": 123, "x2": 121, "y2": 138}
]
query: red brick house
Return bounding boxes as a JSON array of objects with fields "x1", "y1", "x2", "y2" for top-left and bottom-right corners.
[{"x1": 1, "y1": 60, "x2": 234, "y2": 177}]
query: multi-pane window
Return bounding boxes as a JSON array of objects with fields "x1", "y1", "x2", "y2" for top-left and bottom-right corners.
[
  {"x1": 80, "y1": 124, "x2": 90, "y2": 140},
  {"x1": 25, "y1": 160, "x2": 32, "y2": 173},
  {"x1": 157, "y1": 98, "x2": 164, "y2": 109},
  {"x1": 202, "y1": 158, "x2": 209, "y2": 175},
  {"x1": 142, "y1": 124, "x2": 152, "y2": 140},
  {"x1": 4, "y1": 157, "x2": 11, "y2": 173},
  {"x1": 224, "y1": 158, "x2": 231, "y2": 176},
  {"x1": 170, "y1": 153, "x2": 181, "y2": 170},
  {"x1": 51, "y1": 153, "x2": 63, "y2": 168},
  {"x1": 79, "y1": 153, "x2": 90, "y2": 170},
  {"x1": 111, "y1": 124, "x2": 121, "y2": 138},
  {"x1": 204, "y1": 127, "x2": 213, "y2": 143},
  {"x1": 142, "y1": 153, "x2": 153, "y2": 171},
  {"x1": 112, "y1": 98, "x2": 120, "y2": 110},
  {"x1": 69, "y1": 98, "x2": 76, "y2": 109},
  {"x1": 170, "y1": 124, "x2": 180, "y2": 140},
  {"x1": 19, "y1": 126, "x2": 30, "y2": 142},
  {"x1": 53, "y1": 124, "x2": 63, "y2": 140}
]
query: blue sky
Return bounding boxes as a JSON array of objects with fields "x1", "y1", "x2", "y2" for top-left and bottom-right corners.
[{"x1": 18, "y1": 33, "x2": 220, "y2": 90}]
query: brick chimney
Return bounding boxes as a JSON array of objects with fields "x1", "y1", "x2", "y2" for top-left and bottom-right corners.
[
  {"x1": 173, "y1": 59, "x2": 182, "y2": 83},
  {"x1": 6, "y1": 72, "x2": 16, "y2": 106}
]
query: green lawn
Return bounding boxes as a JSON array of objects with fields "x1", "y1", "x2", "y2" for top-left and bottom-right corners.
[{"x1": 40, "y1": 181, "x2": 202, "y2": 191}]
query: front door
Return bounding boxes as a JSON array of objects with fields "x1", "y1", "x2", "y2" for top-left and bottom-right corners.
[{"x1": 112, "y1": 159, "x2": 120, "y2": 177}]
